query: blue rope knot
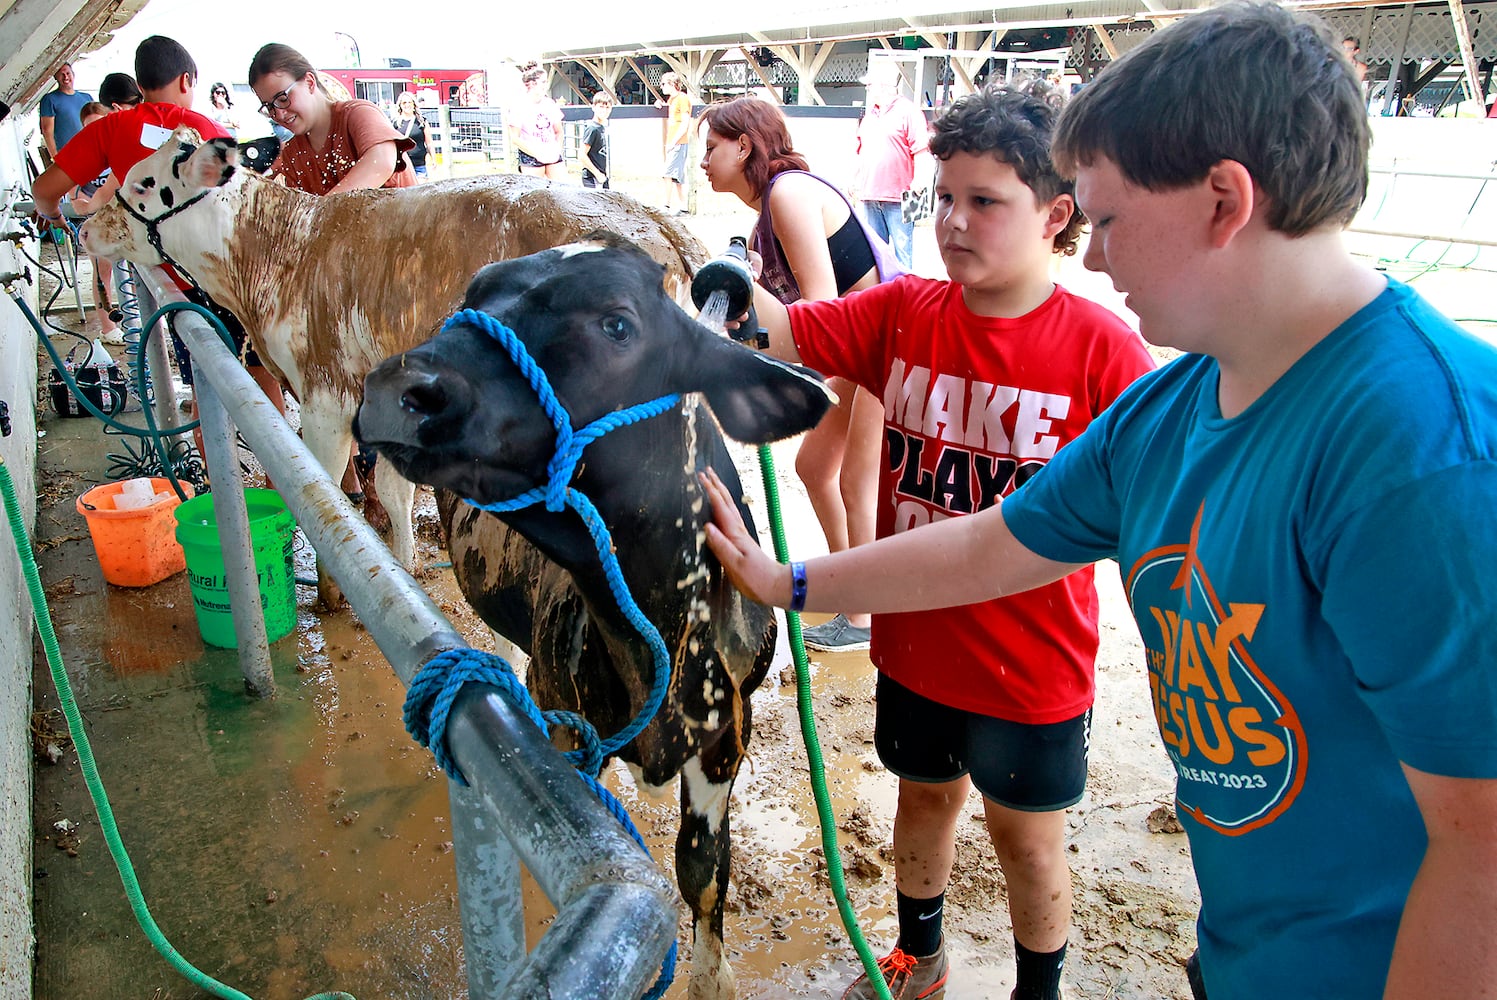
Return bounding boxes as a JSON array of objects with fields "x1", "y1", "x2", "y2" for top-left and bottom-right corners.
[{"x1": 404, "y1": 648, "x2": 538, "y2": 785}]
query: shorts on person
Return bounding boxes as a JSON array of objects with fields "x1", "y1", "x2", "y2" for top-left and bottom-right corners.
[
  {"x1": 517, "y1": 149, "x2": 561, "y2": 170},
  {"x1": 663, "y1": 142, "x2": 688, "y2": 184},
  {"x1": 875, "y1": 672, "x2": 1091, "y2": 811}
]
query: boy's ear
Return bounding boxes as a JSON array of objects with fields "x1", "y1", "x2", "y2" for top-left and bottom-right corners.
[
  {"x1": 1042, "y1": 193, "x2": 1076, "y2": 242},
  {"x1": 1205, "y1": 160, "x2": 1255, "y2": 249}
]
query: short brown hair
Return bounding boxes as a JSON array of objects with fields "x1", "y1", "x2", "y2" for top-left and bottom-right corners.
[
  {"x1": 1053, "y1": 1, "x2": 1369, "y2": 236},
  {"x1": 592, "y1": 91, "x2": 614, "y2": 106},
  {"x1": 517, "y1": 61, "x2": 546, "y2": 87},
  {"x1": 698, "y1": 97, "x2": 808, "y2": 199}
]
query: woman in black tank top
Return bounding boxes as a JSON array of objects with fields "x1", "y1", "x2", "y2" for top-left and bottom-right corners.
[{"x1": 699, "y1": 97, "x2": 894, "y2": 648}]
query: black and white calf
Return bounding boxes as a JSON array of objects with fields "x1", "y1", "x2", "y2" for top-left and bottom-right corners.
[{"x1": 354, "y1": 234, "x2": 833, "y2": 999}]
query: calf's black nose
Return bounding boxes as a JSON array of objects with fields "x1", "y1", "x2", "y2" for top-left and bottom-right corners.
[{"x1": 358, "y1": 362, "x2": 465, "y2": 446}]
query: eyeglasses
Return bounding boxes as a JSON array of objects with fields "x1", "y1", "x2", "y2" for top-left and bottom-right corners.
[{"x1": 258, "y1": 79, "x2": 303, "y2": 117}]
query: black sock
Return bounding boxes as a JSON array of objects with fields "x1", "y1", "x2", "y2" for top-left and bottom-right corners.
[
  {"x1": 894, "y1": 889, "x2": 944, "y2": 958},
  {"x1": 1013, "y1": 937, "x2": 1066, "y2": 1000}
]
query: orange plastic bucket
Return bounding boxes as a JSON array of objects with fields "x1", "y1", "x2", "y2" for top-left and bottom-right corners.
[{"x1": 76, "y1": 478, "x2": 193, "y2": 587}]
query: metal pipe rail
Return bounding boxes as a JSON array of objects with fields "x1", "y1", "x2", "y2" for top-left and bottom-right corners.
[
  {"x1": 133, "y1": 265, "x2": 680, "y2": 1000},
  {"x1": 1348, "y1": 161, "x2": 1497, "y2": 249}
]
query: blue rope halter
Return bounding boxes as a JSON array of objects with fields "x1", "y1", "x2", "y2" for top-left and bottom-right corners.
[{"x1": 402, "y1": 307, "x2": 683, "y2": 997}]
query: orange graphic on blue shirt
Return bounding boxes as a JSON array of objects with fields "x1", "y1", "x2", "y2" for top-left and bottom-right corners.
[{"x1": 1125, "y1": 503, "x2": 1307, "y2": 835}]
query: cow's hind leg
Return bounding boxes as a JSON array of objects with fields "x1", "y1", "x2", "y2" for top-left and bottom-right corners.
[
  {"x1": 677, "y1": 755, "x2": 739, "y2": 1000},
  {"x1": 299, "y1": 398, "x2": 360, "y2": 609},
  {"x1": 370, "y1": 459, "x2": 416, "y2": 572}
]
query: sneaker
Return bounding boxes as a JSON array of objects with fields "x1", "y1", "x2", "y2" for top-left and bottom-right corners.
[
  {"x1": 843, "y1": 942, "x2": 948, "y2": 999},
  {"x1": 802, "y1": 613, "x2": 872, "y2": 652}
]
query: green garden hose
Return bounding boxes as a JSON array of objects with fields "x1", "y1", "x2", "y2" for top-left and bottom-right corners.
[
  {"x1": 0, "y1": 454, "x2": 352, "y2": 1000},
  {"x1": 755, "y1": 443, "x2": 894, "y2": 1000}
]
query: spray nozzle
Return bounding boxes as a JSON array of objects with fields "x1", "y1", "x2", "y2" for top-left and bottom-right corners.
[
  {"x1": 691, "y1": 237, "x2": 767, "y2": 347},
  {"x1": 691, "y1": 236, "x2": 755, "y2": 317}
]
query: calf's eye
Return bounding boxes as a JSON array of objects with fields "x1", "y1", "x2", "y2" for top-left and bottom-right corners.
[{"x1": 600, "y1": 314, "x2": 634, "y2": 342}]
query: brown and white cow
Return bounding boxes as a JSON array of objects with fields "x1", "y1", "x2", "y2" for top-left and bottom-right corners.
[
  {"x1": 80, "y1": 129, "x2": 705, "y2": 608},
  {"x1": 356, "y1": 236, "x2": 834, "y2": 998}
]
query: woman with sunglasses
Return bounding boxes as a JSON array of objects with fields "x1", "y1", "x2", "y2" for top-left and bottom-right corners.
[
  {"x1": 248, "y1": 43, "x2": 415, "y2": 195},
  {"x1": 208, "y1": 81, "x2": 239, "y2": 138}
]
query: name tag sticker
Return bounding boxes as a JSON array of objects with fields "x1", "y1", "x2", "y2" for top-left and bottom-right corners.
[{"x1": 140, "y1": 123, "x2": 174, "y2": 149}]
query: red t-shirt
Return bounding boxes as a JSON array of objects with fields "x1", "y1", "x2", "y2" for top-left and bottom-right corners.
[
  {"x1": 53, "y1": 103, "x2": 228, "y2": 187},
  {"x1": 789, "y1": 276, "x2": 1156, "y2": 722},
  {"x1": 270, "y1": 100, "x2": 415, "y2": 195}
]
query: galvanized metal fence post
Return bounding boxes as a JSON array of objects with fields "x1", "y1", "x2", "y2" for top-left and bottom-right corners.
[
  {"x1": 188, "y1": 347, "x2": 274, "y2": 696},
  {"x1": 449, "y1": 781, "x2": 526, "y2": 994}
]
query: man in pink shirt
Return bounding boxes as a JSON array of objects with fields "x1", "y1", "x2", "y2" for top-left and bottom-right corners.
[{"x1": 853, "y1": 61, "x2": 932, "y2": 269}]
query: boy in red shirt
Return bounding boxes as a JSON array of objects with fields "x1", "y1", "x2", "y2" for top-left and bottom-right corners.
[
  {"x1": 740, "y1": 87, "x2": 1154, "y2": 999},
  {"x1": 33, "y1": 36, "x2": 225, "y2": 220},
  {"x1": 33, "y1": 35, "x2": 286, "y2": 434}
]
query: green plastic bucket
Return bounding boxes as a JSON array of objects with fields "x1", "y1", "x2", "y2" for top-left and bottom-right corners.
[{"x1": 174, "y1": 488, "x2": 297, "y2": 648}]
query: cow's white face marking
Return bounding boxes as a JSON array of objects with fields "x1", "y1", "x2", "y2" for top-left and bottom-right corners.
[{"x1": 558, "y1": 243, "x2": 606, "y2": 258}]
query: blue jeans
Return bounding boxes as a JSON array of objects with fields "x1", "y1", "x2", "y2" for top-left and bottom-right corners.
[{"x1": 859, "y1": 199, "x2": 914, "y2": 270}]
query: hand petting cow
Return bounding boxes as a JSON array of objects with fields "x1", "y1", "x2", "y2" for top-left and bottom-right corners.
[
  {"x1": 80, "y1": 128, "x2": 705, "y2": 609},
  {"x1": 354, "y1": 235, "x2": 834, "y2": 999}
]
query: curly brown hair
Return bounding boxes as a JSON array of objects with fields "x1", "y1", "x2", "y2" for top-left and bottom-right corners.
[{"x1": 930, "y1": 85, "x2": 1083, "y2": 256}]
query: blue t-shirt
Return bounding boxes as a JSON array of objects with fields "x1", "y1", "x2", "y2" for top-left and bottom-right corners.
[
  {"x1": 39, "y1": 89, "x2": 94, "y2": 151},
  {"x1": 1003, "y1": 279, "x2": 1497, "y2": 999}
]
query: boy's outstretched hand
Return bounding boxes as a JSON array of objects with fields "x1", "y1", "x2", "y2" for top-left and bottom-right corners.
[{"x1": 699, "y1": 468, "x2": 788, "y2": 608}]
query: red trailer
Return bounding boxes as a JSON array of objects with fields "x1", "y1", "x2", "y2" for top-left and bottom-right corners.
[{"x1": 318, "y1": 67, "x2": 487, "y2": 108}]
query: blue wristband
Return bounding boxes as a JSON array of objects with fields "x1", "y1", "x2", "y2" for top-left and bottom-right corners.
[{"x1": 788, "y1": 560, "x2": 807, "y2": 612}]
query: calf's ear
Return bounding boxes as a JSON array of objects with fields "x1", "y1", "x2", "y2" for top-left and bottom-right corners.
[
  {"x1": 182, "y1": 139, "x2": 240, "y2": 192},
  {"x1": 695, "y1": 339, "x2": 837, "y2": 444}
]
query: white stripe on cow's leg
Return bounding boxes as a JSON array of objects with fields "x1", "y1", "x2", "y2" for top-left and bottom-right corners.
[
  {"x1": 625, "y1": 762, "x2": 676, "y2": 801},
  {"x1": 678, "y1": 756, "x2": 737, "y2": 1000},
  {"x1": 689, "y1": 920, "x2": 735, "y2": 1000},
  {"x1": 371, "y1": 460, "x2": 417, "y2": 571},
  {"x1": 490, "y1": 632, "x2": 528, "y2": 683},
  {"x1": 299, "y1": 396, "x2": 361, "y2": 609}
]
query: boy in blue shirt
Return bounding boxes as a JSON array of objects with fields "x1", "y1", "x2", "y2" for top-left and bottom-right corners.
[{"x1": 703, "y1": 4, "x2": 1497, "y2": 999}]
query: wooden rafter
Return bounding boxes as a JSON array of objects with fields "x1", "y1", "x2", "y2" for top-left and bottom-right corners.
[{"x1": 1447, "y1": 0, "x2": 1486, "y2": 106}]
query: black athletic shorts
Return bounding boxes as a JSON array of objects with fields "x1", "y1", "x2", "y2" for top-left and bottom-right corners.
[
  {"x1": 169, "y1": 302, "x2": 260, "y2": 387},
  {"x1": 517, "y1": 149, "x2": 561, "y2": 169},
  {"x1": 874, "y1": 672, "x2": 1091, "y2": 812}
]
